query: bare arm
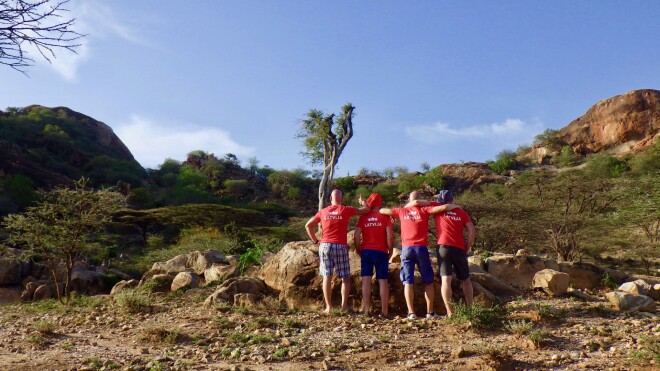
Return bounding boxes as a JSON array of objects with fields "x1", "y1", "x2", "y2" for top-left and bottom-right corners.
[
  {"x1": 354, "y1": 227, "x2": 363, "y2": 255},
  {"x1": 465, "y1": 222, "x2": 476, "y2": 252},
  {"x1": 356, "y1": 206, "x2": 371, "y2": 215},
  {"x1": 379, "y1": 207, "x2": 394, "y2": 216},
  {"x1": 404, "y1": 199, "x2": 429, "y2": 208},
  {"x1": 305, "y1": 217, "x2": 320, "y2": 244},
  {"x1": 386, "y1": 225, "x2": 394, "y2": 257},
  {"x1": 429, "y1": 203, "x2": 460, "y2": 214}
]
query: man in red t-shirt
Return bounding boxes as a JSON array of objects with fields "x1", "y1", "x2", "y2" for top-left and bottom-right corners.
[
  {"x1": 354, "y1": 193, "x2": 394, "y2": 317},
  {"x1": 380, "y1": 191, "x2": 458, "y2": 320},
  {"x1": 414, "y1": 190, "x2": 476, "y2": 317},
  {"x1": 305, "y1": 189, "x2": 370, "y2": 313}
]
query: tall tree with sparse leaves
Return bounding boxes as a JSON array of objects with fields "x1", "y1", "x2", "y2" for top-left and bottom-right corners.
[
  {"x1": 3, "y1": 178, "x2": 125, "y2": 304},
  {"x1": 297, "y1": 103, "x2": 355, "y2": 210}
]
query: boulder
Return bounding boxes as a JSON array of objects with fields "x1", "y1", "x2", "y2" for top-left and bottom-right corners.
[
  {"x1": 21, "y1": 281, "x2": 40, "y2": 301},
  {"x1": 558, "y1": 262, "x2": 607, "y2": 290},
  {"x1": 33, "y1": 284, "x2": 56, "y2": 301},
  {"x1": 204, "y1": 277, "x2": 268, "y2": 307},
  {"x1": 0, "y1": 257, "x2": 22, "y2": 286},
  {"x1": 485, "y1": 255, "x2": 547, "y2": 289},
  {"x1": 257, "y1": 241, "x2": 321, "y2": 309},
  {"x1": 143, "y1": 250, "x2": 228, "y2": 281},
  {"x1": 204, "y1": 263, "x2": 238, "y2": 285},
  {"x1": 470, "y1": 272, "x2": 523, "y2": 298},
  {"x1": 69, "y1": 269, "x2": 104, "y2": 295},
  {"x1": 171, "y1": 272, "x2": 199, "y2": 292},
  {"x1": 110, "y1": 279, "x2": 139, "y2": 296},
  {"x1": 234, "y1": 293, "x2": 260, "y2": 308},
  {"x1": 532, "y1": 269, "x2": 570, "y2": 296},
  {"x1": 567, "y1": 287, "x2": 599, "y2": 302},
  {"x1": 140, "y1": 273, "x2": 174, "y2": 292},
  {"x1": 467, "y1": 255, "x2": 486, "y2": 274},
  {"x1": 652, "y1": 284, "x2": 660, "y2": 301},
  {"x1": 618, "y1": 280, "x2": 652, "y2": 296},
  {"x1": 605, "y1": 291, "x2": 656, "y2": 312}
]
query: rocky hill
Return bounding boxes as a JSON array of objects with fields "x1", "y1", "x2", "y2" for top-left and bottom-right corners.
[
  {"x1": 0, "y1": 105, "x2": 145, "y2": 188},
  {"x1": 561, "y1": 89, "x2": 659, "y2": 155},
  {"x1": 526, "y1": 89, "x2": 660, "y2": 164}
]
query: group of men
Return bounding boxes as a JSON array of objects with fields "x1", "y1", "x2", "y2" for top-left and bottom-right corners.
[{"x1": 305, "y1": 188, "x2": 475, "y2": 319}]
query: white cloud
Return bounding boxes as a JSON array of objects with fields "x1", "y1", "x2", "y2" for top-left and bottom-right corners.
[
  {"x1": 114, "y1": 115, "x2": 255, "y2": 169},
  {"x1": 405, "y1": 118, "x2": 541, "y2": 145},
  {"x1": 28, "y1": 0, "x2": 145, "y2": 81}
]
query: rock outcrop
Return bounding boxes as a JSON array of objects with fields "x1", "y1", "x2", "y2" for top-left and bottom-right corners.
[{"x1": 559, "y1": 89, "x2": 660, "y2": 155}]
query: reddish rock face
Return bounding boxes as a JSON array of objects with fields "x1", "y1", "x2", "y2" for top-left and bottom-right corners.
[{"x1": 559, "y1": 89, "x2": 660, "y2": 155}]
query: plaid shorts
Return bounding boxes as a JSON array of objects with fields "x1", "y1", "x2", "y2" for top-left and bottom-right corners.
[{"x1": 319, "y1": 243, "x2": 350, "y2": 278}]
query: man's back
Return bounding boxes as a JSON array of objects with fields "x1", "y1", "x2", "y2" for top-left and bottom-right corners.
[
  {"x1": 315, "y1": 204, "x2": 357, "y2": 244},
  {"x1": 434, "y1": 208, "x2": 471, "y2": 249},
  {"x1": 357, "y1": 209, "x2": 392, "y2": 252},
  {"x1": 390, "y1": 206, "x2": 432, "y2": 247}
]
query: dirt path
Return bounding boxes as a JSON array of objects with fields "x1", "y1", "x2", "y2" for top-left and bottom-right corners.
[{"x1": 0, "y1": 289, "x2": 657, "y2": 370}]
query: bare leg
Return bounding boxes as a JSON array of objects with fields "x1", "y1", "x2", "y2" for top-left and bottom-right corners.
[
  {"x1": 404, "y1": 284, "x2": 415, "y2": 315},
  {"x1": 322, "y1": 275, "x2": 333, "y2": 313},
  {"x1": 462, "y1": 279, "x2": 473, "y2": 307},
  {"x1": 441, "y1": 275, "x2": 453, "y2": 316},
  {"x1": 424, "y1": 283, "x2": 435, "y2": 314},
  {"x1": 361, "y1": 277, "x2": 372, "y2": 314},
  {"x1": 378, "y1": 279, "x2": 389, "y2": 316},
  {"x1": 341, "y1": 277, "x2": 351, "y2": 311}
]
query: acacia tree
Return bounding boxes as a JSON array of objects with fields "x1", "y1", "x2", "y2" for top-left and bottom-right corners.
[
  {"x1": 523, "y1": 171, "x2": 618, "y2": 261},
  {"x1": 297, "y1": 103, "x2": 355, "y2": 210},
  {"x1": 3, "y1": 178, "x2": 125, "y2": 304},
  {"x1": 0, "y1": 0, "x2": 84, "y2": 73}
]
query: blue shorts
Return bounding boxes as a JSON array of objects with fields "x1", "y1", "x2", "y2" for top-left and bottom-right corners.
[
  {"x1": 360, "y1": 249, "x2": 389, "y2": 280},
  {"x1": 400, "y1": 246, "x2": 435, "y2": 285}
]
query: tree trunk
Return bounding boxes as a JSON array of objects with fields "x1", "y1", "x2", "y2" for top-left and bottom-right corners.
[{"x1": 48, "y1": 259, "x2": 63, "y2": 304}]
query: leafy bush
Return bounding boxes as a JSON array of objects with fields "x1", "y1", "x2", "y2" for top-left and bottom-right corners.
[
  {"x1": 585, "y1": 154, "x2": 628, "y2": 178},
  {"x1": 445, "y1": 303, "x2": 507, "y2": 330},
  {"x1": 237, "y1": 243, "x2": 268, "y2": 274},
  {"x1": 489, "y1": 150, "x2": 517, "y2": 175},
  {"x1": 32, "y1": 320, "x2": 56, "y2": 334},
  {"x1": 504, "y1": 319, "x2": 533, "y2": 336},
  {"x1": 528, "y1": 328, "x2": 551, "y2": 346},
  {"x1": 553, "y1": 146, "x2": 581, "y2": 167},
  {"x1": 114, "y1": 289, "x2": 152, "y2": 314}
]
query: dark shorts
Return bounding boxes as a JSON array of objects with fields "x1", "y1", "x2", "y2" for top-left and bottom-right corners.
[
  {"x1": 400, "y1": 246, "x2": 435, "y2": 285},
  {"x1": 361, "y1": 249, "x2": 389, "y2": 279},
  {"x1": 436, "y1": 245, "x2": 470, "y2": 281}
]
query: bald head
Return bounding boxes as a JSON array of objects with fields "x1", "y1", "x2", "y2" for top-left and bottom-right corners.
[
  {"x1": 409, "y1": 191, "x2": 419, "y2": 203},
  {"x1": 331, "y1": 189, "x2": 343, "y2": 205}
]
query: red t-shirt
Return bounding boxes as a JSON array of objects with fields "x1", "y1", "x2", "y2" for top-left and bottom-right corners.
[
  {"x1": 357, "y1": 210, "x2": 392, "y2": 253},
  {"x1": 313, "y1": 205, "x2": 358, "y2": 244},
  {"x1": 389, "y1": 206, "x2": 433, "y2": 247},
  {"x1": 431, "y1": 203, "x2": 472, "y2": 250}
]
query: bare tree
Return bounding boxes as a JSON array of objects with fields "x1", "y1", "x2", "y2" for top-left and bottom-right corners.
[
  {"x1": 297, "y1": 103, "x2": 355, "y2": 210},
  {"x1": 0, "y1": 0, "x2": 84, "y2": 73}
]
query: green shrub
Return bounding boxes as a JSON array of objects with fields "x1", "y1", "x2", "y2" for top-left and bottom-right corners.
[
  {"x1": 238, "y1": 243, "x2": 268, "y2": 274},
  {"x1": 114, "y1": 289, "x2": 152, "y2": 314},
  {"x1": 553, "y1": 146, "x2": 581, "y2": 167},
  {"x1": 528, "y1": 328, "x2": 551, "y2": 346},
  {"x1": 445, "y1": 303, "x2": 507, "y2": 330},
  {"x1": 32, "y1": 320, "x2": 56, "y2": 334},
  {"x1": 504, "y1": 319, "x2": 533, "y2": 336}
]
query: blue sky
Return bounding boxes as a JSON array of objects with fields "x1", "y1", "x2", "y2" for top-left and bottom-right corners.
[{"x1": 1, "y1": 1, "x2": 659, "y2": 175}]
